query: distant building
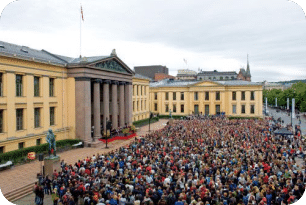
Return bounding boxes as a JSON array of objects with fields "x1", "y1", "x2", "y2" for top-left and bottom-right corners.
[
  {"x1": 197, "y1": 70, "x2": 237, "y2": 81},
  {"x1": 262, "y1": 81, "x2": 285, "y2": 90},
  {"x1": 134, "y1": 65, "x2": 168, "y2": 79},
  {"x1": 177, "y1": 69, "x2": 197, "y2": 80},
  {"x1": 237, "y1": 56, "x2": 251, "y2": 81},
  {"x1": 154, "y1": 73, "x2": 175, "y2": 81}
]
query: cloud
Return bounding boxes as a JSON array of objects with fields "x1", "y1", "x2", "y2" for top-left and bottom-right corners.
[{"x1": 0, "y1": 0, "x2": 306, "y2": 82}]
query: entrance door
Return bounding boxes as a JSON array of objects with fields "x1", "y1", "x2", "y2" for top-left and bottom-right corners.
[
  {"x1": 194, "y1": 104, "x2": 199, "y2": 114},
  {"x1": 205, "y1": 105, "x2": 209, "y2": 115},
  {"x1": 215, "y1": 105, "x2": 220, "y2": 115}
]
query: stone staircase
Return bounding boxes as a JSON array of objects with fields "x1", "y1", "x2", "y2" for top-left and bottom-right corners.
[{"x1": 3, "y1": 183, "x2": 34, "y2": 203}]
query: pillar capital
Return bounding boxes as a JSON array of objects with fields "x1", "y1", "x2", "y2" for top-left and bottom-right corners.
[
  {"x1": 93, "y1": 79, "x2": 103, "y2": 84},
  {"x1": 125, "y1": 82, "x2": 132, "y2": 85},
  {"x1": 75, "y1": 77, "x2": 91, "y2": 81},
  {"x1": 111, "y1": 80, "x2": 119, "y2": 85},
  {"x1": 119, "y1": 81, "x2": 126, "y2": 85},
  {"x1": 103, "y1": 79, "x2": 111, "y2": 84}
]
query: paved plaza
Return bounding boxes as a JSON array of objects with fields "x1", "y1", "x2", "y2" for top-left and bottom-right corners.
[
  {"x1": 0, "y1": 119, "x2": 168, "y2": 205},
  {"x1": 266, "y1": 106, "x2": 306, "y2": 135}
]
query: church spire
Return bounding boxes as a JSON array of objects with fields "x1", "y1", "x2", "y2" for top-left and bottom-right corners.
[{"x1": 246, "y1": 54, "x2": 251, "y2": 78}]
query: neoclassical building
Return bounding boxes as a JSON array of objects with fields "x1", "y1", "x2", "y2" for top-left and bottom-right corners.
[
  {"x1": 132, "y1": 74, "x2": 151, "y2": 122},
  {"x1": 0, "y1": 41, "x2": 134, "y2": 152},
  {"x1": 150, "y1": 79, "x2": 263, "y2": 118}
]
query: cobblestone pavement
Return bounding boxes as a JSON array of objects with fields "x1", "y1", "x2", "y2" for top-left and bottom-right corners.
[{"x1": 0, "y1": 119, "x2": 168, "y2": 205}]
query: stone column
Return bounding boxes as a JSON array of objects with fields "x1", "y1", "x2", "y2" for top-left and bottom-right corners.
[
  {"x1": 111, "y1": 81, "x2": 118, "y2": 128},
  {"x1": 75, "y1": 77, "x2": 91, "y2": 145},
  {"x1": 125, "y1": 82, "x2": 133, "y2": 125},
  {"x1": 103, "y1": 80, "x2": 111, "y2": 133},
  {"x1": 93, "y1": 79, "x2": 102, "y2": 139},
  {"x1": 119, "y1": 82, "x2": 125, "y2": 127}
]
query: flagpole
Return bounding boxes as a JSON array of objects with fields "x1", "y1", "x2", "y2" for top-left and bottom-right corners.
[{"x1": 80, "y1": 4, "x2": 82, "y2": 58}]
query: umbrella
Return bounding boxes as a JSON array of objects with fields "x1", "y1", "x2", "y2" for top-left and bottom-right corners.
[{"x1": 274, "y1": 128, "x2": 293, "y2": 136}]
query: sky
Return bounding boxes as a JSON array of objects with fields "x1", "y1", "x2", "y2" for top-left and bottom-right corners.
[{"x1": 0, "y1": 0, "x2": 305, "y2": 82}]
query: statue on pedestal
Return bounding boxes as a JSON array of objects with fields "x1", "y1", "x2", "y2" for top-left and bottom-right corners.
[
  {"x1": 169, "y1": 109, "x2": 172, "y2": 118},
  {"x1": 46, "y1": 129, "x2": 56, "y2": 157}
]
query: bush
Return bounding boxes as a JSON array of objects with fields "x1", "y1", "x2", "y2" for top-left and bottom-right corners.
[
  {"x1": 133, "y1": 117, "x2": 159, "y2": 127},
  {"x1": 227, "y1": 116, "x2": 260, "y2": 120},
  {"x1": 158, "y1": 115, "x2": 184, "y2": 119},
  {"x1": 0, "y1": 139, "x2": 82, "y2": 164}
]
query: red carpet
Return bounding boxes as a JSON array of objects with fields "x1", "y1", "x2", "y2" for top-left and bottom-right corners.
[{"x1": 99, "y1": 133, "x2": 137, "y2": 143}]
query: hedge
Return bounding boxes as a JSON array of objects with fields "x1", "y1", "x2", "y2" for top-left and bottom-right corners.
[
  {"x1": 158, "y1": 115, "x2": 184, "y2": 119},
  {"x1": 133, "y1": 117, "x2": 159, "y2": 127},
  {"x1": 0, "y1": 139, "x2": 81, "y2": 164},
  {"x1": 227, "y1": 116, "x2": 261, "y2": 120}
]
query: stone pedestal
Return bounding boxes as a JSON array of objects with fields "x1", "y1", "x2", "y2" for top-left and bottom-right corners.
[
  {"x1": 169, "y1": 118, "x2": 174, "y2": 125},
  {"x1": 44, "y1": 155, "x2": 60, "y2": 177}
]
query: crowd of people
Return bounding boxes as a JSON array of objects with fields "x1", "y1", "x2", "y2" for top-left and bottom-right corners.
[{"x1": 35, "y1": 116, "x2": 305, "y2": 205}]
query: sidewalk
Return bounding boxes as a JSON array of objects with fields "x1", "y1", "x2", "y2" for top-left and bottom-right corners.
[{"x1": 0, "y1": 119, "x2": 168, "y2": 198}]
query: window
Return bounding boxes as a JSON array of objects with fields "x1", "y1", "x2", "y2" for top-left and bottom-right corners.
[
  {"x1": 250, "y1": 91, "x2": 255, "y2": 101},
  {"x1": 16, "y1": 109, "x2": 23, "y2": 130},
  {"x1": 34, "y1": 108, "x2": 40, "y2": 128},
  {"x1": 154, "y1": 103, "x2": 157, "y2": 111},
  {"x1": 241, "y1": 91, "x2": 245, "y2": 101},
  {"x1": 173, "y1": 104, "x2": 176, "y2": 113},
  {"x1": 144, "y1": 86, "x2": 146, "y2": 95},
  {"x1": 144, "y1": 100, "x2": 146, "y2": 110},
  {"x1": 194, "y1": 104, "x2": 199, "y2": 114},
  {"x1": 49, "y1": 78, "x2": 54, "y2": 97},
  {"x1": 0, "y1": 73, "x2": 3, "y2": 96},
  {"x1": 0, "y1": 110, "x2": 3, "y2": 133},
  {"x1": 232, "y1": 92, "x2": 236, "y2": 101},
  {"x1": 133, "y1": 101, "x2": 135, "y2": 112},
  {"x1": 232, "y1": 105, "x2": 236, "y2": 114},
  {"x1": 250, "y1": 105, "x2": 255, "y2": 114},
  {"x1": 165, "y1": 104, "x2": 169, "y2": 112},
  {"x1": 137, "y1": 86, "x2": 139, "y2": 96},
  {"x1": 194, "y1": 92, "x2": 198, "y2": 101},
  {"x1": 141, "y1": 100, "x2": 143, "y2": 110},
  {"x1": 18, "y1": 142, "x2": 24, "y2": 149},
  {"x1": 205, "y1": 105, "x2": 209, "y2": 115},
  {"x1": 173, "y1": 92, "x2": 176, "y2": 100},
  {"x1": 231, "y1": 76, "x2": 235, "y2": 79},
  {"x1": 154, "y1": 92, "x2": 157, "y2": 100},
  {"x1": 50, "y1": 107, "x2": 55, "y2": 126},
  {"x1": 180, "y1": 92, "x2": 184, "y2": 101},
  {"x1": 165, "y1": 92, "x2": 169, "y2": 101},
  {"x1": 205, "y1": 92, "x2": 209, "y2": 100},
  {"x1": 220, "y1": 77, "x2": 223, "y2": 80},
  {"x1": 241, "y1": 105, "x2": 246, "y2": 114},
  {"x1": 34, "y1": 76, "x2": 40, "y2": 97},
  {"x1": 141, "y1": 86, "x2": 143, "y2": 96},
  {"x1": 0, "y1": 146, "x2": 4, "y2": 154},
  {"x1": 36, "y1": 138, "x2": 41, "y2": 146},
  {"x1": 137, "y1": 101, "x2": 139, "y2": 111},
  {"x1": 216, "y1": 91, "x2": 220, "y2": 101},
  {"x1": 181, "y1": 104, "x2": 184, "y2": 113},
  {"x1": 16, "y1": 75, "x2": 23, "y2": 96},
  {"x1": 215, "y1": 105, "x2": 220, "y2": 115}
]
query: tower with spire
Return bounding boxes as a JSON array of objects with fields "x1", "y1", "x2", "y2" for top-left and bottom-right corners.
[{"x1": 237, "y1": 54, "x2": 251, "y2": 81}]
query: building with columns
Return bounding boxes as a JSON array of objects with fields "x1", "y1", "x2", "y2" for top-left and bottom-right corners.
[{"x1": 0, "y1": 41, "x2": 134, "y2": 152}]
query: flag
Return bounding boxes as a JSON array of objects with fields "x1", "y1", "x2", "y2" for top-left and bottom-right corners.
[{"x1": 81, "y1": 5, "x2": 84, "y2": 21}]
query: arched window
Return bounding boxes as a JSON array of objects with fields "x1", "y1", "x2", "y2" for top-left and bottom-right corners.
[{"x1": 220, "y1": 77, "x2": 223, "y2": 80}]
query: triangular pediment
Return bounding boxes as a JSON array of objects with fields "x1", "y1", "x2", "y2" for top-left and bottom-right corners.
[
  {"x1": 193, "y1": 80, "x2": 221, "y2": 87},
  {"x1": 88, "y1": 57, "x2": 134, "y2": 75}
]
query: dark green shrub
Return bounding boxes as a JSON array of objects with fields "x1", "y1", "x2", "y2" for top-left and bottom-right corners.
[
  {"x1": 0, "y1": 139, "x2": 81, "y2": 164},
  {"x1": 133, "y1": 117, "x2": 159, "y2": 127}
]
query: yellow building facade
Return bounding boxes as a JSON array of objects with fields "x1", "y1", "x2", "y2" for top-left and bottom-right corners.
[
  {"x1": 132, "y1": 74, "x2": 150, "y2": 122},
  {"x1": 150, "y1": 80, "x2": 263, "y2": 118},
  {"x1": 0, "y1": 56, "x2": 76, "y2": 153}
]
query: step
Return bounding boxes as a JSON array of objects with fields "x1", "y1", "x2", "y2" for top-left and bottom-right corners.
[{"x1": 3, "y1": 183, "x2": 34, "y2": 202}]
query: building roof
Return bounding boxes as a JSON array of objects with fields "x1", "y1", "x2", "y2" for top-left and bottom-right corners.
[
  {"x1": 0, "y1": 41, "x2": 112, "y2": 67},
  {"x1": 150, "y1": 79, "x2": 262, "y2": 88},
  {"x1": 198, "y1": 70, "x2": 237, "y2": 76},
  {"x1": 133, "y1": 73, "x2": 153, "y2": 81}
]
